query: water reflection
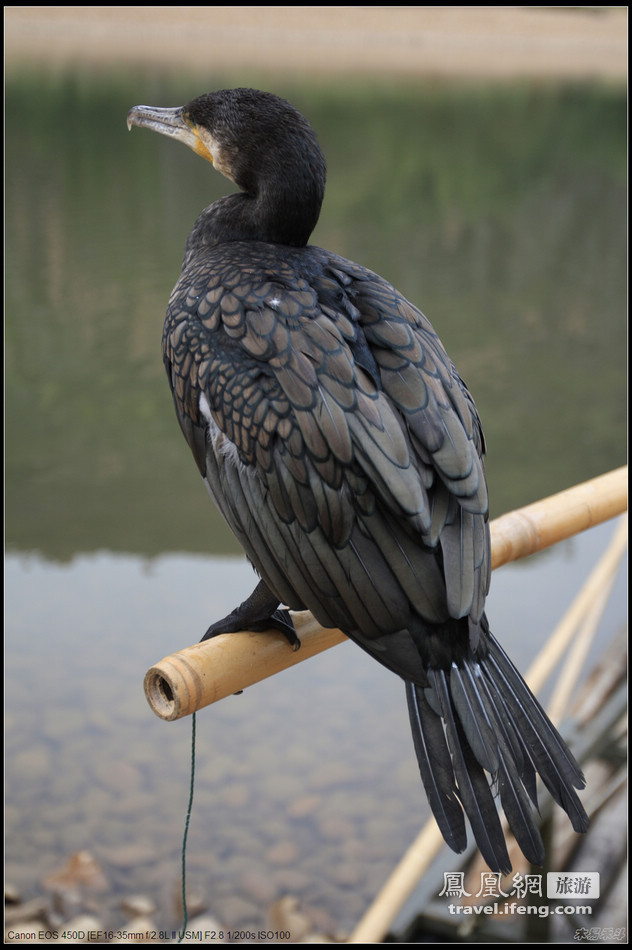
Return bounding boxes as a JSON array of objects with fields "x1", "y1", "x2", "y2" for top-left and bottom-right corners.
[{"x1": 5, "y1": 74, "x2": 626, "y2": 559}]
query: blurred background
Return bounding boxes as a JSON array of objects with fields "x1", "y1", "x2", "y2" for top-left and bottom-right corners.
[{"x1": 5, "y1": 6, "x2": 627, "y2": 942}]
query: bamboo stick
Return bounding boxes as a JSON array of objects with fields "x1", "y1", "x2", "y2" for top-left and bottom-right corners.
[
  {"x1": 144, "y1": 612, "x2": 348, "y2": 721},
  {"x1": 545, "y1": 516, "x2": 627, "y2": 726},
  {"x1": 521, "y1": 512, "x2": 628, "y2": 712},
  {"x1": 490, "y1": 465, "x2": 627, "y2": 569},
  {"x1": 144, "y1": 466, "x2": 627, "y2": 721}
]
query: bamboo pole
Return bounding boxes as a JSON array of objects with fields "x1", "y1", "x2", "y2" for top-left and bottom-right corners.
[
  {"x1": 144, "y1": 466, "x2": 627, "y2": 721},
  {"x1": 144, "y1": 612, "x2": 347, "y2": 721},
  {"x1": 519, "y1": 511, "x2": 628, "y2": 714},
  {"x1": 489, "y1": 465, "x2": 626, "y2": 569},
  {"x1": 543, "y1": 515, "x2": 627, "y2": 727}
]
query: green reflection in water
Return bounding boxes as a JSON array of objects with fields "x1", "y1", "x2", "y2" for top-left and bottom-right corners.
[{"x1": 5, "y1": 71, "x2": 626, "y2": 560}]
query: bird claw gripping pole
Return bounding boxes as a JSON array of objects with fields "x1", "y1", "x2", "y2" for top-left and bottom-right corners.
[{"x1": 201, "y1": 579, "x2": 300, "y2": 650}]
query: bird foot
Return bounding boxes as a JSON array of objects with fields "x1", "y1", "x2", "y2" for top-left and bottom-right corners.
[{"x1": 201, "y1": 606, "x2": 300, "y2": 650}]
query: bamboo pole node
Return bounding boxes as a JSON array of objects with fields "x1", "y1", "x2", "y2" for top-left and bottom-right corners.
[{"x1": 144, "y1": 466, "x2": 627, "y2": 721}]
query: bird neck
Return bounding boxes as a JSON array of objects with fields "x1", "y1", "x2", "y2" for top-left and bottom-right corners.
[
  {"x1": 255, "y1": 170, "x2": 323, "y2": 246},
  {"x1": 186, "y1": 162, "x2": 324, "y2": 253}
]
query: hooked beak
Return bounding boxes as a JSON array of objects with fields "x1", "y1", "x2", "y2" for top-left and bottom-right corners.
[{"x1": 127, "y1": 103, "x2": 212, "y2": 162}]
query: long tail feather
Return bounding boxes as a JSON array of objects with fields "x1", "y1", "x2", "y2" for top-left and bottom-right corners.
[
  {"x1": 405, "y1": 681, "x2": 467, "y2": 854},
  {"x1": 485, "y1": 635, "x2": 589, "y2": 833},
  {"x1": 450, "y1": 662, "x2": 499, "y2": 774},
  {"x1": 429, "y1": 670, "x2": 511, "y2": 874},
  {"x1": 404, "y1": 624, "x2": 589, "y2": 871},
  {"x1": 451, "y1": 659, "x2": 545, "y2": 863}
]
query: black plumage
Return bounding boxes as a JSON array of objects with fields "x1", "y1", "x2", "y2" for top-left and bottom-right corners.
[{"x1": 127, "y1": 88, "x2": 589, "y2": 873}]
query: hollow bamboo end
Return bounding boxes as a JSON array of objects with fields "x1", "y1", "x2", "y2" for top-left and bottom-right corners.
[
  {"x1": 144, "y1": 646, "x2": 212, "y2": 720},
  {"x1": 144, "y1": 617, "x2": 348, "y2": 720},
  {"x1": 143, "y1": 665, "x2": 182, "y2": 721}
]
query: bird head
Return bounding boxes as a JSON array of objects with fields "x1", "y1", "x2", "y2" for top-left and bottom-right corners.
[{"x1": 127, "y1": 88, "x2": 326, "y2": 245}]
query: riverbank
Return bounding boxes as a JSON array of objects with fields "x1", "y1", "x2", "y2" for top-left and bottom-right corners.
[{"x1": 5, "y1": 6, "x2": 627, "y2": 80}]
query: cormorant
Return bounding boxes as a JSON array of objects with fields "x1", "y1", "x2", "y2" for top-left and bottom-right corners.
[{"x1": 127, "y1": 88, "x2": 588, "y2": 873}]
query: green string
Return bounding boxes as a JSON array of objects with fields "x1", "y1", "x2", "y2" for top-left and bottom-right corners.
[{"x1": 178, "y1": 711, "x2": 197, "y2": 943}]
